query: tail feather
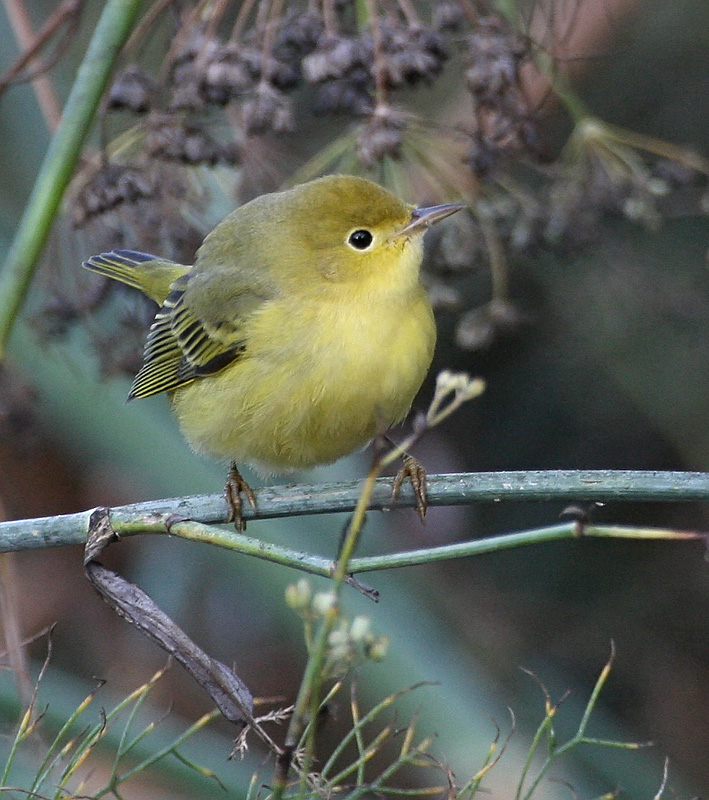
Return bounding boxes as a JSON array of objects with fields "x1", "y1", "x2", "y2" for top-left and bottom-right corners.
[
  {"x1": 83, "y1": 250, "x2": 157, "y2": 289},
  {"x1": 83, "y1": 249, "x2": 189, "y2": 305}
]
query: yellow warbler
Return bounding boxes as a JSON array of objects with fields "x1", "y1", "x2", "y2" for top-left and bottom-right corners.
[{"x1": 84, "y1": 175, "x2": 463, "y2": 527}]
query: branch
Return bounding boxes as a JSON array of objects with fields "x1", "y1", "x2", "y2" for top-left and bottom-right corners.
[{"x1": 1, "y1": 470, "x2": 708, "y2": 554}]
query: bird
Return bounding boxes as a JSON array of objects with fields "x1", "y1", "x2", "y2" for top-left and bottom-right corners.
[{"x1": 84, "y1": 174, "x2": 464, "y2": 529}]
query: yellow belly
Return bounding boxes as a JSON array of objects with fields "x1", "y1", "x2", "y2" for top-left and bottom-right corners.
[{"x1": 171, "y1": 289, "x2": 435, "y2": 472}]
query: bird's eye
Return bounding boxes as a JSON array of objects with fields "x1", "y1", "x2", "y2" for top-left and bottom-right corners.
[{"x1": 347, "y1": 229, "x2": 374, "y2": 250}]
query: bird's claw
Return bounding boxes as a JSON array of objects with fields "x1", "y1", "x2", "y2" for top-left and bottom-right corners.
[
  {"x1": 392, "y1": 453, "x2": 428, "y2": 522},
  {"x1": 225, "y1": 461, "x2": 257, "y2": 532}
]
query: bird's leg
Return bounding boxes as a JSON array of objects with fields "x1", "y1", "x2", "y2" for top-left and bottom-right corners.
[
  {"x1": 381, "y1": 435, "x2": 428, "y2": 522},
  {"x1": 392, "y1": 453, "x2": 428, "y2": 522},
  {"x1": 225, "y1": 461, "x2": 257, "y2": 532}
]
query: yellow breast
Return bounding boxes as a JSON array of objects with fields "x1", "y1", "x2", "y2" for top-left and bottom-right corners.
[{"x1": 171, "y1": 284, "x2": 435, "y2": 472}]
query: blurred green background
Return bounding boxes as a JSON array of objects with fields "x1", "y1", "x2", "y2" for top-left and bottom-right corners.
[{"x1": 1, "y1": 1, "x2": 708, "y2": 797}]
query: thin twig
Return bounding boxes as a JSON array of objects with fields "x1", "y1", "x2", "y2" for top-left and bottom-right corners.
[
  {"x1": 0, "y1": 0, "x2": 79, "y2": 130},
  {"x1": 270, "y1": 375, "x2": 485, "y2": 795}
]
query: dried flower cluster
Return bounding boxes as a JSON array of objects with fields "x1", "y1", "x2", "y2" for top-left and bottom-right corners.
[
  {"x1": 463, "y1": 14, "x2": 540, "y2": 174},
  {"x1": 71, "y1": 0, "x2": 539, "y2": 229},
  {"x1": 43, "y1": 0, "x2": 707, "y2": 370},
  {"x1": 286, "y1": 579, "x2": 389, "y2": 674}
]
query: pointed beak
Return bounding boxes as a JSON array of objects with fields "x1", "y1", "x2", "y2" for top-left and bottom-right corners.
[{"x1": 398, "y1": 202, "x2": 466, "y2": 237}]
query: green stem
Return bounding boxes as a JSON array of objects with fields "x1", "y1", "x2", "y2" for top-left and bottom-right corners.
[
  {"x1": 353, "y1": 0, "x2": 369, "y2": 27},
  {"x1": 0, "y1": 0, "x2": 144, "y2": 359},
  {"x1": 25, "y1": 514, "x2": 695, "y2": 580},
  {"x1": 347, "y1": 523, "x2": 704, "y2": 573},
  {"x1": 518, "y1": 651, "x2": 626, "y2": 800},
  {"x1": 275, "y1": 465, "x2": 379, "y2": 797}
]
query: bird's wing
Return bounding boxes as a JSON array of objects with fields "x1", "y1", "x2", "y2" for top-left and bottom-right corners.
[{"x1": 128, "y1": 275, "x2": 249, "y2": 400}]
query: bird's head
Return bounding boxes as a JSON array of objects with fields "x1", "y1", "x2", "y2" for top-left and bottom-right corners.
[
  {"x1": 275, "y1": 175, "x2": 464, "y2": 294},
  {"x1": 193, "y1": 174, "x2": 464, "y2": 304}
]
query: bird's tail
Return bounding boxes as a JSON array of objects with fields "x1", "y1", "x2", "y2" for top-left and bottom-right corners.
[{"x1": 83, "y1": 249, "x2": 189, "y2": 305}]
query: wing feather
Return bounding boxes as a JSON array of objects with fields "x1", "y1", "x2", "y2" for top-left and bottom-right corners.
[{"x1": 128, "y1": 280, "x2": 247, "y2": 400}]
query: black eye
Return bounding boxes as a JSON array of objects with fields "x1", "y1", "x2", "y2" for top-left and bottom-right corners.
[{"x1": 348, "y1": 229, "x2": 373, "y2": 250}]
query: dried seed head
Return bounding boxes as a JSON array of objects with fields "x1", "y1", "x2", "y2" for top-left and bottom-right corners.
[
  {"x1": 622, "y1": 192, "x2": 662, "y2": 227},
  {"x1": 108, "y1": 65, "x2": 155, "y2": 113},
  {"x1": 429, "y1": 212, "x2": 480, "y2": 272},
  {"x1": 509, "y1": 205, "x2": 546, "y2": 252},
  {"x1": 242, "y1": 83, "x2": 294, "y2": 135},
  {"x1": 466, "y1": 131, "x2": 498, "y2": 175},
  {"x1": 303, "y1": 34, "x2": 371, "y2": 83},
  {"x1": 378, "y1": 24, "x2": 449, "y2": 89},
  {"x1": 167, "y1": 32, "x2": 221, "y2": 111},
  {"x1": 356, "y1": 107, "x2": 406, "y2": 166},
  {"x1": 201, "y1": 43, "x2": 257, "y2": 105},
  {"x1": 652, "y1": 158, "x2": 698, "y2": 188},
  {"x1": 433, "y1": 2, "x2": 466, "y2": 32},
  {"x1": 313, "y1": 79, "x2": 373, "y2": 115},
  {"x1": 168, "y1": 81, "x2": 206, "y2": 112},
  {"x1": 425, "y1": 280, "x2": 463, "y2": 311},
  {"x1": 276, "y1": 9, "x2": 324, "y2": 59},
  {"x1": 169, "y1": 29, "x2": 220, "y2": 85},
  {"x1": 73, "y1": 164, "x2": 154, "y2": 226},
  {"x1": 357, "y1": 128, "x2": 402, "y2": 166},
  {"x1": 464, "y1": 16, "x2": 528, "y2": 100},
  {"x1": 455, "y1": 299, "x2": 524, "y2": 350},
  {"x1": 147, "y1": 120, "x2": 239, "y2": 165},
  {"x1": 260, "y1": 54, "x2": 302, "y2": 91},
  {"x1": 459, "y1": 13, "x2": 540, "y2": 173}
]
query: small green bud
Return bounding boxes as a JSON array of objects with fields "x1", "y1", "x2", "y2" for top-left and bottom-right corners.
[
  {"x1": 366, "y1": 636, "x2": 389, "y2": 662},
  {"x1": 312, "y1": 590, "x2": 337, "y2": 616},
  {"x1": 349, "y1": 615, "x2": 371, "y2": 643},
  {"x1": 285, "y1": 578, "x2": 312, "y2": 610}
]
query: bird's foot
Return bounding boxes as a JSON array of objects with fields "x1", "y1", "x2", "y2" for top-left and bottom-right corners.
[
  {"x1": 392, "y1": 453, "x2": 428, "y2": 522},
  {"x1": 225, "y1": 461, "x2": 257, "y2": 532}
]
